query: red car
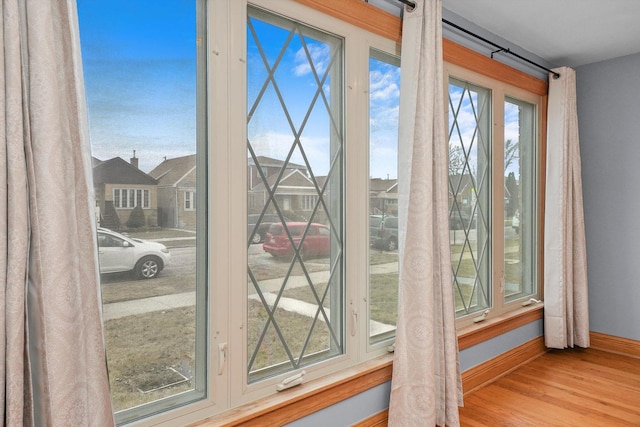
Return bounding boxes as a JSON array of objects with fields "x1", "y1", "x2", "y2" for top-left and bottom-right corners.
[{"x1": 263, "y1": 222, "x2": 331, "y2": 259}]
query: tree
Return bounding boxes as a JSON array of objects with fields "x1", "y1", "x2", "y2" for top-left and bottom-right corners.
[
  {"x1": 505, "y1": 171, "x2": 519, "y2": 217},
  {"x1": 504, "y1": 139, "x2": 519, "y2": 172},
  {"x1": 449, "y1": 144, "x2": 466, "y2": 177}
]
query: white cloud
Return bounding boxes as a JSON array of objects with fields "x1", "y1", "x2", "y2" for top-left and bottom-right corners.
[
  {"x1": 370, "y1": 69, "x2": 400, "y2": 101},
  {"x1": 249, "y1": 131, "x2": 332, "y2": 176},
  {"x1": 504, "y1": 121, "x2": 520, "y2": 144},
  {"x1": 293, "y1": 43, "x2": 330, "y2": 77}
]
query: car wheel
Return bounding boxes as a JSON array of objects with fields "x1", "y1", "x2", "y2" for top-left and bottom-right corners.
[
  {"x1": 252, "y1": 232, "x2": 262, "y2": 244},
  {"x1": 135, "y1": 256, "x2": 162, "y2": 279},
  {"x1": 387, "y1": 237, "x2": 397, "y2": 251}
]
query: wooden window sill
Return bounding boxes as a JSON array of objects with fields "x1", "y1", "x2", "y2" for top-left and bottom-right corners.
[
  {"x1": 189, "y1": 305, "x2": 543, "y2": 427},
  {"x1": 458, "y1": 304, "x2": 544, "y2": 350}
]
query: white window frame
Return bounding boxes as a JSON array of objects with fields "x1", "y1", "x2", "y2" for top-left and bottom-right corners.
[
  {"x1": 111, "y1": 1, "x2": 545, "y2": 424},
  {"x1": 302, "y1": 195, "x2": 317, "y2": 211},
  {"x1": 113, "y1": 188, "x2": 150, "y2": 209},
  {"x1": 185, "y1": 190, "x2": 196, "y2": 210},
  {"x1": 444, "y1": 62, "x2": 543, "y2": 329},
  {"x1": 208, "y1": 0, "x2": 400, "y2": 413}
]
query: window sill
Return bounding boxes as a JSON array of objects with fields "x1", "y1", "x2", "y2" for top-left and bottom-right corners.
[
  {"x1": 458, "y1": 303, "x2": 544, "y2": 350},
  {"x1": 188, "y1": 354, "x2": 394, "y2": 427},
  {"x1": 187, "y1": 304, "x2": 543, "y2": 427}
]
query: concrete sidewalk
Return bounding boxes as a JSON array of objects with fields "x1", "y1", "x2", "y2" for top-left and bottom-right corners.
[
  {"x1": 103, "y1": 292, "x2": 195, "y2": 321},
  {"x1": 103, "y1": 262, "x2": 399, "y2": 322}
]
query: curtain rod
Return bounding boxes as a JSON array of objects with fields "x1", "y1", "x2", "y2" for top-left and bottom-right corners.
[{"x1": 393, "y1": 0, "x2": 561, "y2": 79}]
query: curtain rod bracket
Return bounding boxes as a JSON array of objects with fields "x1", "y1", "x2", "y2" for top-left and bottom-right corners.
[{"x1": 490, "y1": 47, "x2": 509, "y2": 59}]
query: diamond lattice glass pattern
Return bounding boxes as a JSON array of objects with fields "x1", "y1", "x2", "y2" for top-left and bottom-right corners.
[
  {"x1": 448, "y1": 78, "x2": 491, "y2": 316},
  {"x1": 246, "y1": 8, "x2": 344, "y2": 382}
]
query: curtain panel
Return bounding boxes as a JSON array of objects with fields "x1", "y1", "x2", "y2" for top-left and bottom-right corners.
[
  {"x1": 1, "y1": 1, "x2": 114, "y2": 425},
  {"x1": 544, "y1": 66, "x2": 590, "y2": 349},
  {"x1": 388, "y1": 0, "x2": 462, "y2": 425}
]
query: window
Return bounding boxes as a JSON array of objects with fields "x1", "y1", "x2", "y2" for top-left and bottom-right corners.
[
  {"x1": 226, "y1": 0, "x2": 400, "y2": 412},
  {"x1": 80, "y1": 0, "x2": 542, "y2": 424},
  {"x1": 80, "y1": 0, "x2": 399, "y2": 422},
  {"x1": 445, "y1": 63, "x2": 542, "y2": 324},
  {"x1": 78, "y1": 0, "x2": 206, "y2": 423},
  {"x1": 504, "y1": 97, "x2": 536, "y2": 301},
  {"x1": 185, "y1": 191, "x2": 196, "y2": 210},
  {"x1": 302, "y1": 195, "x2": 317, "y2": 211},
  {"x1": 246, "y1": 4, "x2": 345, "y2": 383},
  {"x1": 112, "y1": 188, "x2": 150, "y2": 209},
  {"x1": 368, "y1": 49, "x2": 400, "y2": 344}
]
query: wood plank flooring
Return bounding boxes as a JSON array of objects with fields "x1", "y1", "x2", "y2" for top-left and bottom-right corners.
[{"x1": 459, "y1": 348, "x2": 640, "y2": 426}]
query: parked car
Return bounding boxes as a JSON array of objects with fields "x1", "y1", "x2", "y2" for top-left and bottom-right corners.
[
  {"x1": 370, "y1": 215, "x2": 398, "y2": 251},
  {"x1": 263, "y1": 222, "x2": 330, "y2": 259},
  {"x1": 449, "y1": 210, "x2": 475, "y2": 230},
  {"x1": 248, "y1": 213, "x2": 289, "y2": 244},
  {"x1": 97, "y1": 227, "x2": 171, "y2": 279}
]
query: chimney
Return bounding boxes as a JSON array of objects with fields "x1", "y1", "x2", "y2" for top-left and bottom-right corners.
[{"x1": 130, "y1": 150, "x2": 139, "y2": 169}]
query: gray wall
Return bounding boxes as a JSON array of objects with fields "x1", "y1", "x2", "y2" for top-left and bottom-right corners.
[
  {"x1": 576, "y1": 52, "x2": 640, "y2": 341},
  {"x1": 288, "y1": 320, "x2": 543, "y2": 426}
]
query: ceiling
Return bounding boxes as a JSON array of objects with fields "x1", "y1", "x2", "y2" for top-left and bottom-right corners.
[{"x1": 441, "y1": 0, "x2": 640, "y2": 67}]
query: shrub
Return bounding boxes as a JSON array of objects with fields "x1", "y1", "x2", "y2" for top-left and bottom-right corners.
[{"x1": 126, "y1": 205, "x2": 146, "y2": 228}]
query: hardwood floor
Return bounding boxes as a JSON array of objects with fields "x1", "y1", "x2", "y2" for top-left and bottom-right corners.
[{"x1": 459, "y1": 348, "x2": 640, "y2": 426}]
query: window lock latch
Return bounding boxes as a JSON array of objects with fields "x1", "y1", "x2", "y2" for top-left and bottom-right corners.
[
  {"x1": 276, "y1": 370, "x2": 306, "y2": 392},
  {"x1": 472, "y1": 309, "x2": 490, "y2": 323}
]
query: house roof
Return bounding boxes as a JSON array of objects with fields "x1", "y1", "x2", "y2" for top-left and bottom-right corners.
[
  {"x1": 148, "y1": 154, "x2": 196, "y2": 187},
  {"x1": 92, "y1": 157, "x2": 104, "y2": 168},
  {"x1": 249, "y1": 155, "x2": 307, "y2": 171},
  {"x1": 93, "y1": 157, "x2": 157, "y2": 185},
  {"x1": 449, "y1": 174, "x2": 473, "y2": 194},
  {"x1": 250, "y1": 168, "x2": 317, "y2": 193},
  {"x1": 370, "y1": 178, "x2": 398, "y2": 193}
]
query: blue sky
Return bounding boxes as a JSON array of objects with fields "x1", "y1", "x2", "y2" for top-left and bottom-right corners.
[
  {"x1": 78, "y1": 1, "x2": 400, "y2": 178},
  {"x1": 78, "y1": 0, "x2": 197, "y2": 173},
  {"x1": 247, "y1": 14, "x2": 400, "y2": 179}
]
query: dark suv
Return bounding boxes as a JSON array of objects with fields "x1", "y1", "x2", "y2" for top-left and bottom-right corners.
[
  {"x1": 370, "y1": 215, "x2": 398, "y2": 251},
  {"x1": 449, "y1": 210, "x2": 475, "y2": 230},
  {"x1": 248, "y1": 213, "x2": 288, "y2": 244}
]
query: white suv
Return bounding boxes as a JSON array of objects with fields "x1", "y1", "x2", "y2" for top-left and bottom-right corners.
[{"x1": 97, "y1": 228, "x2": 171, "y2": 279}]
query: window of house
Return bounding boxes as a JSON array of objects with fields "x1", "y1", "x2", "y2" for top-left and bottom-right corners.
[
  {"x1": 112, "y1": 188, "x2": 150, "y2": 209},
  {"x1": 368, "y1": 48, "x2": 400, "y2": 344},
  {"x1": 245, "y1": 4, "x2": 345, "y2": 383},
  {"x1": 185, "y1": 191, "x2": 196, "y2": 210},
  {"x1": 445, "y1": 63, "x2": 541, "y2": 325},
  {"x1": 227, "y1": 0, "x2": 401, "y2": 414},
  {"x1": 302, "y1": 195, "x2": 317, "y2": 211},
  {"x1": 79, "y1": 0, "x2": 542, "y2": 424},
  {"x1": 78, "y1": 0, "x2": 206, "y2": 424}
]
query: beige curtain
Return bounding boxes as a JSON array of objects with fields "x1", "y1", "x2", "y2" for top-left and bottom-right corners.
[
  {"x1": 388, "y1": 0, "x2": 462, "y2": 425},
  {"x1": 544, "y1": 66, "x2": 590, "y2": 349},
  {"x1": 1, "y1": 1, "x2": 115, "y2": 425}
]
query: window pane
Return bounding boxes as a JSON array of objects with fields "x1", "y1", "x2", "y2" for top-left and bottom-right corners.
[
  {"x1": 504, "y1": 98, "x2": 536, "y2": 300},
  {"x1": 246, "y1": 7, "x2": 344, "y2": 382},
  {"x1": 78, "y1": 0, "x2": 206, "y2": 421},
  {"x1": 448, "y1": 78, "x2": 491, "y2": 316},
  {"x1": 368, "y1": 49, "x2": 400, "y2": 344}
]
